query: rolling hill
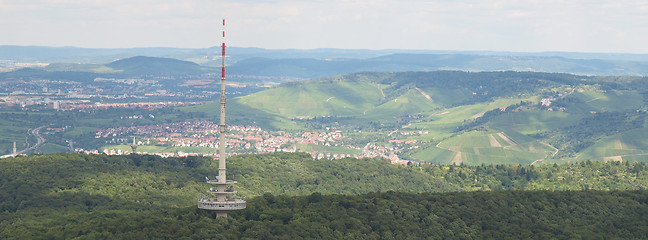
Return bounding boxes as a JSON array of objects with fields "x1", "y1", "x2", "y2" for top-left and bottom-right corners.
[
  {"x1": 106, "y1": 56, "x2": 207, "y2": 75},
  {"x1": 0, "y1": 56, "x2": 211, "y2": 82},
  {"x1": 217, "y1": 71, "x2": 648, "y2": 165},
  {"x1": 234, "y1": 71, "x2": 584, "y2": 125},
  {"x1": 5, "y1": 57, "x2": 648, "y2": 165}
]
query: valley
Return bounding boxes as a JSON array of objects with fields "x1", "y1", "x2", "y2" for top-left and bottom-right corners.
[
  {"x1": 3, "y1": 58, "x2": 648, "y2": 166},
  {"x1": 6, "y1": 1, "x2": 648, "y2": 238},
  {"x1": 3, "y1": 43, "x2": 648, "y2": 239}
]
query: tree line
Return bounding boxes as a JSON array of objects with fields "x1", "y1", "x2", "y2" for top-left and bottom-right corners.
[{"x1": 2, "y1": 152, "x2": 648, "y2": 239}]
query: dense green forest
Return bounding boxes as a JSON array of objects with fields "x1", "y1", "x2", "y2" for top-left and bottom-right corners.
[
  {"x1": 2, "y1": 153, "x2": 648, "y2": 239},
  {"x1": 6, "y1": 190, "x2": 648, "y2": 239},
  {"x1": 2, "y1": 153, "x2": 647, "y2": 205}
]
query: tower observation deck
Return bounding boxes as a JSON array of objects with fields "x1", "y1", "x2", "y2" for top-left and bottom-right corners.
[{"x1": 197, "y1": 19, "x2": 245, "y2": 217}]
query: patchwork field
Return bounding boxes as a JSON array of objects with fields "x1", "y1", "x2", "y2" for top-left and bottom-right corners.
[
  {"x1": 563, "y1": 89, "x2": 643, "y2": 113},
  {"x1": 577, "y1": 128, "x2": 648, "y2": 162},
  {"x1": 411, "y1": 131, "x2": 553, "y2": 165},
  {"x1": 489, "y1": 110, "x2": 579, "y2": 134}
]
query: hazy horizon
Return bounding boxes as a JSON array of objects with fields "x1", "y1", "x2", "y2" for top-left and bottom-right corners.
[
  {"x1": 2, "y1": 0, "x2": 648, "y2": 54},
  {"x1": 5, "y1": 45, "x2": 648, "y2": 56}
]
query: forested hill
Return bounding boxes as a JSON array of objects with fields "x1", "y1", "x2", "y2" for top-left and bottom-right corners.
[
  {"x1": 0, "y1": 56, "x2": 209, "y2": 83},
  {"x1": 0, "y1": 153, "x2": 459, "y2": 212},
  {"x1": 233, "y1": 70, "x2": 648, "y2": 165},
  {"x1": 231, "y1": 191, "x2": 648, "y2": 239},
  {"x1": 8, "y1": 46, "x2": 648, "y2": 77},
  {"x1": 226, "y1": 53, "x2": 648, "y2": 78},
  {"x1": 106, "y1": 56, "x2": 207, "y2": 75},
  {"x1": 2, "y1": 153, "x2": 648, "y2": 238},
  {"x1": 237, "y1": 71, "x2": 590, "y2": 118}
]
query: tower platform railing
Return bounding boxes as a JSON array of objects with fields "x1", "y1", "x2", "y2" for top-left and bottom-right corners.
[{"x1": 197, "y1": 198, "x2": 246, "y2": 211}]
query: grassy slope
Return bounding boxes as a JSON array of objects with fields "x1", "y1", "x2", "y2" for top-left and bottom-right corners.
[
  {"x1": 414, "y1": 130, "x2": 553, "y2": 165},
  {"x1": 179, "y1": 100, "x2": 300, "y2": 130},
  {"x1": 362, "y1": 88, "x2": 441, "y2": 120},
  {"x1": 571, "y1": 89, "x2": 643, "y2": 113},
  {"x1": 408, "y1": 88, "x2": 647, "y2": 164},
  {"x1": 406, "y1": 97, "x2": 535, "y2": 139},
  {"x1": 237, "y1": 78, "x2": 386, "y2": 117},
  {"x1": 577, "y1": 128, "x2": 648, "y2": 162},
  {"x1": 489, "y1": 110, "x2": 578, "y2": 134}
]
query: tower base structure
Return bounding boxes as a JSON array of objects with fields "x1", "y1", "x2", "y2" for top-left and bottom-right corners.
[{"x1": 197, "y1": 179, "x2": 245, "y2": 217}]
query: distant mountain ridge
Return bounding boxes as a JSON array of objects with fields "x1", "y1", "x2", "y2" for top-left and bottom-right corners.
[
  {"x1": 107, "y1": 56, "x2": 205, "y2": 75},
  {"x1": 0, "y1": 56, "x2": 208, "y2": 81},
  {"x1": 4, "y1": 45, "x2": 648, "y2": 62},
  {"x1": 228, "y1": 53, "x2": 648, "y2": 78},
  {"x1": 4, "y1": 45, "x2": 648, "y2": 77},
  {"x1": 9, "y1": 53, "x2": 646, "y2": 80}
]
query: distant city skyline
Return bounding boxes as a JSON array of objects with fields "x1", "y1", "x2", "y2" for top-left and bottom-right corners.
[{"x1": 2, "y1": 0, "x2": 648, "y2": 53}]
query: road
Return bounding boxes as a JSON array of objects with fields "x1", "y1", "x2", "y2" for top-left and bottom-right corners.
[
  {"x1": 22, "y1": 125, "x2": 47, "y2": 154},
  {"x1": 1, "y1": 125, "x2": 47, "y2": 158}
]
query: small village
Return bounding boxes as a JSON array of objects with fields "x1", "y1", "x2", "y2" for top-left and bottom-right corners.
[{"x1": 95, "y1": 120, "x2": 420, "y2": 165}]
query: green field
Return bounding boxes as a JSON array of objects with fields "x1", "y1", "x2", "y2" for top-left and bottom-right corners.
[
  {"x1": 577, "y1": 128, "x2": 648, "y2": 162},
  {"x1": 406, "y1": 97, "x2": 535, "y2": 140},
  {"x1": 238, "y1": 79, "x2": 385, "y2": 117},
  {"x1": 362, "y1": 88, "x2": 440, "y2": 119},
  {"x1": 574, "y1": 89, "x2": 643, "y2": 112},
  {"x1": 558, "y1": 89, "x2": 644, "y2": 114},
  {"x1": 412, "y1": 130, "x2": 553, "y2": 165},
  {"x1": 63, "y1": 126, "x2": 99, "y2": 137},
  {"x1": 489, "y1": 110, "x2": 579, "y2": 134},
  {"x1": 418, "y1": 86, "x2": 475, "y2": 106}
]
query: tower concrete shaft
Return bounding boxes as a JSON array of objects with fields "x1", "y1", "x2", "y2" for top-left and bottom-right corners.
[
  {"x1": 198, "y1": 18, "x2": 245, "y2": 218},
  {"x1": 217, "y1": 66, "x2": 227, "y2": 201}
]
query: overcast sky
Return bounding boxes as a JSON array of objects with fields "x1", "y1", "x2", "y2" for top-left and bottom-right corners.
[{"x1": 2, "y1": 0, "x2": 648, "y2": 53}]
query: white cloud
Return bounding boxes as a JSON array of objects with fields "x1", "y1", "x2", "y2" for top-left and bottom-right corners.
[{"x1": 0, "y1": 0, "x2": 647, "y2": 53}]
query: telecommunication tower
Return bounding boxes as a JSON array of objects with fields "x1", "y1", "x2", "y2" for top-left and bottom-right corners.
[
  {"x1": 129, "y1": 137, "x2": 138, "y2": 153},
  {"x1": 197, "y1": 19, "x2": 246, "y2": 217}
]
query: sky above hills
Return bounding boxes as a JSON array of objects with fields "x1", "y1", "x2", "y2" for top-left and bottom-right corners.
[{"x1": 2, "y1": 0, "x2": 648, "y2": 53}]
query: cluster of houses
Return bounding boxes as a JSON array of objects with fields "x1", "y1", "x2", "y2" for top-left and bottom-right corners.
[{"x1": 96, "y1": 120, "x2": 420, "y2": 165}]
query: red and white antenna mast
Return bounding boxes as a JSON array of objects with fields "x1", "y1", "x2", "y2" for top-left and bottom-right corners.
[
  {"x1": 221, "y1": 19, "x2": 226, "y2": 79},
  {"x1": 218, "y1": 18, "x2": 227, "y2": 183},
  {"x1": 198, "y1": 18, "x2": 246, "y2": 218}
]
